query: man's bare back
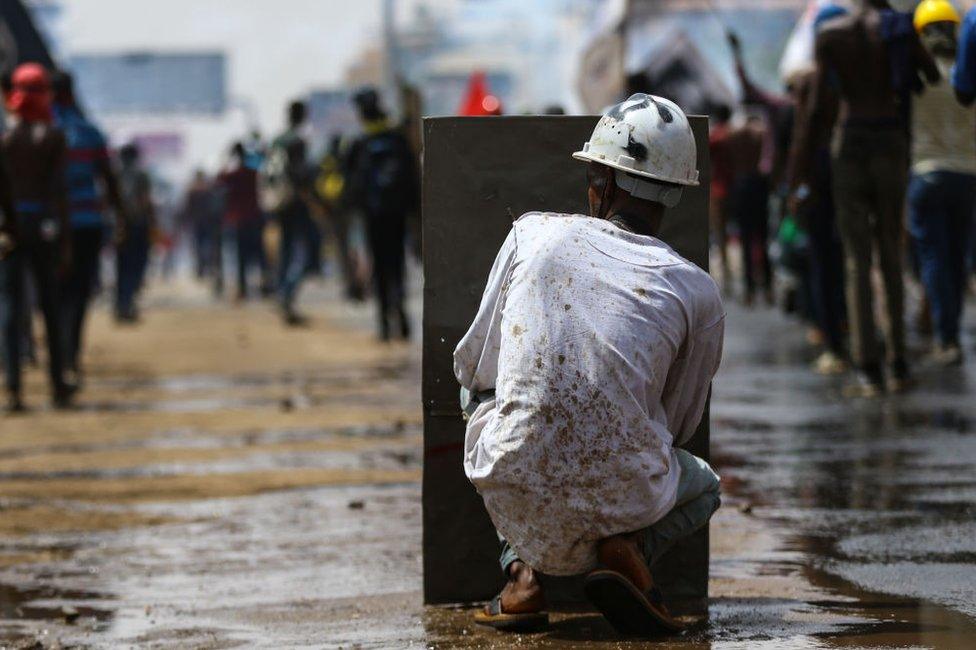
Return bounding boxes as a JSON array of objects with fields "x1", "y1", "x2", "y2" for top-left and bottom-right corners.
[{"x1": 816, "y1": 3, "x2": 937, "y2": 123}]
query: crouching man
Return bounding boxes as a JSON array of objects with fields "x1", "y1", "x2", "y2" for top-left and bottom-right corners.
[{"x1": 454, "y1": 95, "x2": 725, "y2": 636}]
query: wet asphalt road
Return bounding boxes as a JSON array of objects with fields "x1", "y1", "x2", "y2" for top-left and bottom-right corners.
[
  {"x1": 713, "y1": 300, "x2": 976, "y2": 624},
  {"x1": 0, "y1": 276, "x2": 975, "y2": 648}
]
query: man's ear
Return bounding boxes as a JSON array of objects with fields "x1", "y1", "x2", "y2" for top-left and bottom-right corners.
[{"x1": 600, "y1": 168, "x2": 616, "y2": 218}]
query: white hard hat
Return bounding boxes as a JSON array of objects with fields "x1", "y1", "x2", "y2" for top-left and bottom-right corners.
[{"x1": 573, "y1": 93, "x2": 699, "y2": 207}]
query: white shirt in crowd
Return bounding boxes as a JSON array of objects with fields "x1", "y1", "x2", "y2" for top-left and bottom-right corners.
[
  {"x1": 912, "y1": 56, "x2": 976, "y2": 176},
  {"x1": 454, "y1": 212, "x2": 725, "y2": 575}
]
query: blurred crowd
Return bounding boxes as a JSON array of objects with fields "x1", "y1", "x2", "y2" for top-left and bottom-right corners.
[
  {"x1": 2, "y1": 0, "x2": 976, "y2": 412},
  {"x1": 180, "y1": 88, "x2": 419, "y2": 336},
  {"x1": 709, "y1": 0, "x2": 976, "y2": 396},
  {"x1": 0, "y1": 62, "x2": 420, "y2": 413}
]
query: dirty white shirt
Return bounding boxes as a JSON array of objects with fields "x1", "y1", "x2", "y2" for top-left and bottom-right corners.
[{"x1": 454, "y1": 212, "x2": 724, "y2": 576}]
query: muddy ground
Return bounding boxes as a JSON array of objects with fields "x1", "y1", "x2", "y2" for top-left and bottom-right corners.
[{"x1": 0, "y1": 276, "x2": 975, "y2": 649}]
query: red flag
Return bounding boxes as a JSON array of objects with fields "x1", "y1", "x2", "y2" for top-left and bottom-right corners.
[{"x1": 458, "y1": 71, "x2": 502, "y2": 116}]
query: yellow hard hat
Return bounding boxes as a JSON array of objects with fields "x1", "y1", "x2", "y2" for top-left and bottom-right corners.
[{"x1": 914, "y1": 0, "x2": 961, "y2": 32}]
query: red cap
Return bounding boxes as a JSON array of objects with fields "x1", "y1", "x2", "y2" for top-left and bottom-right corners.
[{"x1": 12, "y1": 62, "x2": 50, "y2": 91}]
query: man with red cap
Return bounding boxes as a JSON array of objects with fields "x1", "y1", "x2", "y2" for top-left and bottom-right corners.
[{"x1": 0, "y1": 62, "x2": 72, "y2": 411}]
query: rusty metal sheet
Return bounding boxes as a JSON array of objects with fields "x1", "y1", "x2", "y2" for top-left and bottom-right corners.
[{"x1": 422, "y1": 115, "x2": 711, "y2": 605}]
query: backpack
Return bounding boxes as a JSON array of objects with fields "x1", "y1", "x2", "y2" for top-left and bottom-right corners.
[
  {"x1": 258, "y1": 142, "x2": 295, "y2": 213},
  {"x1": 356, "y1": 132, "x2": 415, "y2": 215}
]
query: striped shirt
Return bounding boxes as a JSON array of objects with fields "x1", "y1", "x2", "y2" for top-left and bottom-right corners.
[{"x1": 53, "y1": 104, "x2": 110, "y2": 229}]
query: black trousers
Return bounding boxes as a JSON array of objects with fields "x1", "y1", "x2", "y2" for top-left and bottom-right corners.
[
  {"x1": 62, "y1": 227, "x2": 103, "y2": 371},
  {"x1": 366, "y1": 211, "x2": 408, "y2": 339},
  {"x1": 0, "y1": 227, "x2": 66, "y2": 396},
  {"x1": 802, "y1": 148, "x2": 846, "y2": 354},
  {"x1": 731, "y1": 173, "x2": 772, "y2": 295}
]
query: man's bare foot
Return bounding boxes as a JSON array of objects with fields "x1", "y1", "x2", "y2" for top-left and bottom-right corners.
[
  {"x1": 494, "y1": 561, "x2": 545, "y2": 614},
  {"x1": 597, "y1": 533, "x2": 653, "y2": 592}
]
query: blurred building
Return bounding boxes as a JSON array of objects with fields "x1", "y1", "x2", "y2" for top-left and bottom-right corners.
[
  {"x1": 345, "y1": 0, "x2": 603, "y2": 117},
  {"x1": 578, "y1": 0, "x2": 806, "y2": 114}
]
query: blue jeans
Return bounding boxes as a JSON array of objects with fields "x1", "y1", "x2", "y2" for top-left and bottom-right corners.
[
  {"x1": 499, "y1": 449, "x2": 721, "y2": 574},
  {"x1": 276, "y1": 203, "x2": 312, "y2": 312},
  {"x1": 116, "y1": 223, "x2": 150, "y2": 318},
  {"x1": 908, "y1": 171, "x2": 976, "y2": 345}
]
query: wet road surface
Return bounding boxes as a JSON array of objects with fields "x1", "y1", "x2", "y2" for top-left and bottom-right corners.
[{"x1": 0, "y1": 278, "x2": 975, "y2": 648}]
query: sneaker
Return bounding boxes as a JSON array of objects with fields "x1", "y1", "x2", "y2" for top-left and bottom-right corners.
[
  {"x1": 886, "y1": 358, "x2": 913, "y2": 394},
  {"x1": 282, "y1": 309, "x2": 308, "y2": 327},
  {"x1": 5, "y1": 394, "x2": 26, "y2": 414},
  {"x1": 843, "y1": 365, "x2": 884, "y2": 398},
  {"x1": 813, "y1": 350, "x2": 847, "y2": 375},
  {"x1": 931, "y1": 343, "x2": 963, "y2": 367}
]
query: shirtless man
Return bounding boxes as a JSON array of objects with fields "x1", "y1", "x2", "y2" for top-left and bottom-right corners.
[
  {"x1": 455, "y1": 95, "x2": 724, "y2": 636},
  {"x1": 793, "y1": 0, "x2": 938, "y2": 395},
  {"x1": 1, "y1": 63, "x2": 71, "y2": 411},
  {"x1": 788, "y1": 6, "x2": 846, "y2": 376}
]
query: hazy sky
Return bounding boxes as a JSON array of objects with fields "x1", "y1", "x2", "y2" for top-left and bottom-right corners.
[{"x1": 55, "y1": 0, "x2": 386, "y2": 131}]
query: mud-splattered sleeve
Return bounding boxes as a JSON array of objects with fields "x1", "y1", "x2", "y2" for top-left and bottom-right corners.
[
  {"x1": 663, "y1": 300, "x2": 725, "y2": 449},
  {"x1": 453, "y1": 228, "x2": 518, "y2": 392}
]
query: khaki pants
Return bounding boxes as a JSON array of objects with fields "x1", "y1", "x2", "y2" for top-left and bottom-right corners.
[{"x1": 831, "y1": 126, "x2": 908, "y2": 369}]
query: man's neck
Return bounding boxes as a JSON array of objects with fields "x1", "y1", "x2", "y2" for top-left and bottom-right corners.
[{"x1": 606, "y1": 211, "x2": 658, "y2": 238}]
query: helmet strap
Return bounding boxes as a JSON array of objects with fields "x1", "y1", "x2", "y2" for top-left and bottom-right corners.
[{"x1": 614, "y1": 172, "x2": 683, "y2": 208}]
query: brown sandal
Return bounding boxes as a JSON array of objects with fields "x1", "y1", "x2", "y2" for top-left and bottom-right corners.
[
  {"x1": 473, "y1": 595, "x2": 549, "y2": 632},
  {"x1": 583, "y1": 569, "x2": 684, "y2": 636}
]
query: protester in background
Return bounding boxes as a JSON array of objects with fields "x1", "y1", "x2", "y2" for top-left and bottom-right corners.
[
  {"x1": 950, "y1": 2, "x2": 976, "y2": 284},
  {"x1": 708, "y1": 105, "x2": 734, "y2": 291},
  {"x1": 727, "y1": 112, "x2": 773, "y2": 306},
  {"x1": 51, "y1": 70, "x2": 125, "y2": 388},
  {"x1": 241, "y1": 130, "x2": 273, "y2": 295},
  {"x1": 344, "y1": 88, "x2": 419, "y2": 341},
  {"x1": 0, "y1": 156, "x2": 18, "y2": 412},
  {"x1": 262, "y1": 100, "x2": 314, "y2": 325},
  {"x1": 909, "y1": 0, "x2": 974, "y2": 366},
  {"x1": 787, "y1": 6, "x2": 847, "y2": 376},
  {"x1": 315, "y1": 134, "x2": 365, "y2": 301},
  {"x1": 0, "y1": 63, "x2": 72, "y2": 410},
  {"x1": 115, "y1": 143, "x2": 155, "y2": 323},
  {"x1": 218, "y1": 142, "x2": 263, "y2": 301},
  {"x1": 729, "y1": 31, "x2": 795, "y2": 193},
  {"x1": 180, "y1": 169, "x2": 221, "y2": 281},
  {"x1": 793, "y1": 0, "x2": 939, "y2": 396}
]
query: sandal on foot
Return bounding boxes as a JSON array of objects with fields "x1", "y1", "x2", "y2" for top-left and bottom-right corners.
[
  {"x1": 583, "y1": 569, "x2": 683, "y2": 636},
  {"x1": 473, "y1": 595, "x2": 549, "y2": 632}
]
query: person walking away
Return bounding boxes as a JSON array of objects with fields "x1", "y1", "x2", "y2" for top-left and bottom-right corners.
[
  {"x1": 708, "y1": 105, "x2": 734, "y2": 291},
  {"x1": 180, "y1": 170, "x2": 220, "y2": 281},
  {"x1": 260, "y1": 101, "x2": 314, "y2": 325},
  {"x1": 0, "y1": 158, "x2": 18, "y2": 411},
  {"x1": 456, "y1": 95, "x2": 724, "y2": 636},
  {"x1": 218, "y1": 142, "x2": 263, "y2": 301},
  {"x1": 727, "y1": 112, "x2": 773, "y2": 305},
  {"x1": 0, "y1": 63, "x2": 72, "y2": 410},
  {"x1": 315, "y1": 134, "x2": 365, "y2": 301},
  {"x1": 793, "y1": 0, "x2": 939, "y2": 396},
  {"x1": 344, "y1": 88, "x2": 419, "y2": 340},
  {"x1": 788, "y1": 6, "x2": 848, "y2": 376},
  {"x1": 950, "y1": 2, "x2": 976, "y2": 287},
  {"x1": 241, "y1": 131, "x2": 274, "y2": 295},
  {"x1": 51, "y1": 71, "x2": 125, "y2": 388},
  {"x1": 115, "y1": 143, "x2": 154, "y2": 323},
  {"x1": 908, "y1": 0, "x2": 974, "y2": 366}
]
